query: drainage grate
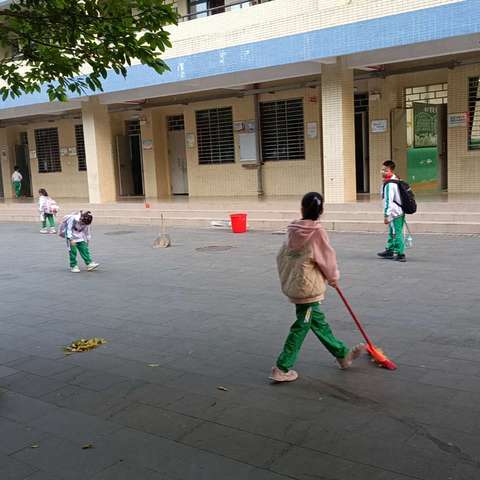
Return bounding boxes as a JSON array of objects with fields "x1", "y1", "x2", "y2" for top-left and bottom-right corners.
[
  {"x1": 196, "y1": 245, "x2": 233, "y2": 253},
  {"x1": 104, "y1": 231, "x2": 135, "y2": 236}
]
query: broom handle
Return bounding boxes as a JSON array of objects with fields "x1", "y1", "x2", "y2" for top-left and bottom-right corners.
[{"x1": 335, "y1": 286, "x2": 374, "y2": 348}]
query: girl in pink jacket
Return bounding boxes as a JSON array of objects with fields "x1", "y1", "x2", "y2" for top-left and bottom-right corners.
[{"x1": 271, "y1": 192, "x2": 364, "y2": 382}]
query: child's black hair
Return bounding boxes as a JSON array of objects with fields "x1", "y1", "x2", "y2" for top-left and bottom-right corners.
[
  {"x1": 38, "y1": 188, "x2": 48, "y2": 196},
  {"x1": 14, "y1": 165, "x2": 19, "y2": 171},
  {"x1": 382, "y1": 160, "x2": 396, "y2": 171},
  {"x1": 301, "y1": 192, "x2": 324, "y2": 221},
  {"x1": 80, "y1": 210, "x2": 93, "y2": 225}
]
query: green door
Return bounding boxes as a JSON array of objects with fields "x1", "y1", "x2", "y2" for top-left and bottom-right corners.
[{"x1": 407, "y1": 103, "x2": 439, "y2": 191}]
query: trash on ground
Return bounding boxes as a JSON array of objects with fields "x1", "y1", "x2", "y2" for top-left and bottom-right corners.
[
  {"x1": 147, "y1": 364, "x2": 160, "y2": 368},
  {"x1": 82, "y1": 443, "x2": 94, "y2": 450},
  {"x1": 210, "y1": 220, "x2": 231, "y2": 229},
  {"x1": 217, "y1": 386, "x2": 229, "y2": 392},
  {"x1": 64, "y1": 338, "x2": 107, "y2": 353}
]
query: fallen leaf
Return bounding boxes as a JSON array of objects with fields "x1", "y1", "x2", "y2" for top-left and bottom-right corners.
[
  {"x1": 82, "y1": 443, "x2": 94, "y2": 450},
  {"x1": 217, "y1": 386, "x2": 229, "y2": 392},
  {"x1": 147, "y1": 364, "x2": 160, "y2": 368},
  {"x1": 64, "y1": 338, "x2": 107, "y2": 353}
]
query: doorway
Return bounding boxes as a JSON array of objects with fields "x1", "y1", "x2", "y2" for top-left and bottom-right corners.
[
  {"x1": 354, "y1": 94, "x2": 370, "y2": 193},
  {"x1": 14, "y1": 132, "x2": 33, "y2": 197},
  {"x1": 404, "y1": 84, "x2": 448, "y2": 191},
  {"x1": 167, "y1": 115, "x2": 189, "y2": 195},
  {"x1": 116, "y1": 120, "x2": 145, "y2": 197}
]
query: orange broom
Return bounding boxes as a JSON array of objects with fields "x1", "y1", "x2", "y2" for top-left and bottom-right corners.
[{"x1": 336, "y1": 286, "x2": 397, "y2": 370}]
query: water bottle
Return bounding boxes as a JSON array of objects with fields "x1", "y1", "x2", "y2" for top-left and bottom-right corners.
[{"x1": 405, "y1": 233, "x2": 413, "y2": 249}]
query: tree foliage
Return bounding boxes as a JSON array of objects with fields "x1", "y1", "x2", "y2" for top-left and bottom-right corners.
[{"x1": 0, "y1": 0, "x2": 178, "y2": 101}]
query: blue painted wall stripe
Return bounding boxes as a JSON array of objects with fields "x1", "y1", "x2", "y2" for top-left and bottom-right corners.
[{"x1": 2, "y1": 0, "x2": 479, "y2": 110}]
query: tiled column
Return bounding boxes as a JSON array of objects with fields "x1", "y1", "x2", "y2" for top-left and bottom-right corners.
[
  {"x1": 0, "y1": 128, "x2": 14, "y2": 199},
  {"x1": 321, "y1": 58, "x2": 356, "y2": 203},
  {"x1": 140, "y1": 112, "x2": 158, "y2": 199},
  {"x1": 81, "y1": 98, "x2": 117, "y2": 203}
]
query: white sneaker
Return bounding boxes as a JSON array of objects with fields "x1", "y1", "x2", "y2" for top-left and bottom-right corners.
[
  {"x1": 86, "y1": 262, "x2": 99, "y2": 271},
  {"x1": 71, "y1": 266, "x2": 80, "y2": 273},
  {"x1": 269, "y1": 367, "x2": 299, "y2": 382},
  {"x1": 40, "y1": 228, "x2": 48, "y2": 234},
  {"x1": 49, "y1": 228, "x2": 57, "y2": 234}
]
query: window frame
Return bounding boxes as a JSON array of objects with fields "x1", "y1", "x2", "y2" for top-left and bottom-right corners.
[
  {"x1": 259, "y1": 98, "x2": 306, "y2": 162},
  {"x1": 468, "y1": 76, "x2": 480, "y2": 151},
  {"x1": 195, "y1": 106, "x2": 235, "y2": 165},
  {"x1": 35, "y1": 127, "x2": 61, "y2": 173},
  {"x1": 75, "y1": 124, "x2": 87, "y2": 171}
]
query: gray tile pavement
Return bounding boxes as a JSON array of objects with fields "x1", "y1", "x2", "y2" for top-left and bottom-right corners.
[{"x1": 1, "y1": 223, "x2": 480, "y2": 479}]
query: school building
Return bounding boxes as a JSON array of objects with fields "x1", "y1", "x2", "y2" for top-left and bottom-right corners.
[{"x1": 1, "y1": 0, "x2": 480, "y2": 204}]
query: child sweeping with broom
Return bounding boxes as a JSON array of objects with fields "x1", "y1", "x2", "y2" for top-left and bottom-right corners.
[{"x1": 270, "y1": 192, "x2": 365, "y2": 382}]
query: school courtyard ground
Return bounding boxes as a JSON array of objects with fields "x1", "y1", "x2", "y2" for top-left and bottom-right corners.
[{"x1": 0, "y1": 223, "x2": 480, "y2": 480}]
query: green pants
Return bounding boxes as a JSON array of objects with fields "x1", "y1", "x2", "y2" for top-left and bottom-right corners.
[
  {"x1": 13, "y1": 181, "x2": 21, "y2": 198},
  {"x1": 386, "y1": 215, "x2": 405, "y2": 255},
  {"x1": 42, "y1": 214, "x2": 56, "y2": 229},
  {"x1": 69, "y1": 241, "x2": 92, "y2": 268},
  {"x1": 276, "y1": 302, "x2": 349, "y2": 372}
]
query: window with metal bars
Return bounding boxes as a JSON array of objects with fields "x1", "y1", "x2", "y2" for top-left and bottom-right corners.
[
  {"x1": 468, "y1": 77, "x2": 480, "y2": 150},
  {"x1": 75, "y1": 124, "x2": 87, "y2": 171},
  {"x1": 126, "y1": 120, "x2": 141, "y2": 136},
  {"x1": 354, "y1": 93, "x2": 368, "y2": 113},
  {"x1": 260, "y1": 98, "x2": 305, "y2": 161},
  {"x1": 168, "y1": 115, "x2": 185, "y2": 131},
  {"x1": 35, "y1": 128, "x2": 61, "y2": 173},
  {"x1": 196, "y1": 107, "x2": 235, "y2": 164}
]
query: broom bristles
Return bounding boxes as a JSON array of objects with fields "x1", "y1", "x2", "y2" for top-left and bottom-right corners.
[{"x1": 367, "y1": 344, "x2": 397, "y2": 370}]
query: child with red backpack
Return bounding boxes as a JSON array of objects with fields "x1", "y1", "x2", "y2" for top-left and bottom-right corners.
[{"x1": 38, "y1": 189, "x2": 59, "y2": 234}]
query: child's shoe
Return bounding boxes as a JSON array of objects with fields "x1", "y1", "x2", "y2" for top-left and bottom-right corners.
[
  {"x1": 377, "y1": 249, "x2": 394, "y2": 259},
  {"x1": 40, "y1": 228, "x2": 48, "y2": 234},
  {"x1": 269, "y1": 367, "x2": 298, "y2": 382},
  {"x1": 86, "y1": 262, "x2": 100, "y2": 271},
  {"x1": 395, "y1": 254, "x2": 407, "y2": 263},
  {"x1": 49, "y1": 227, "x2": 57, "y2": 234},
  {"x1": 337, "y1": 344, "x2": 366, "y2": 370},
  {"x1": 70, "y1": 266, "x2": 80, "y2": 273}
]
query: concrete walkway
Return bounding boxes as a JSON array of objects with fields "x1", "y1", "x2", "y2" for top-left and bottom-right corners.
[{"x1": 0, "y1": 224, "x2": 480, "y2": 479}]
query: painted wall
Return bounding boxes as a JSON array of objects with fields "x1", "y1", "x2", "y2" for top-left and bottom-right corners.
[
  {"x1": 168, "y1": 87, "x2": 323, "y2": 197},
  {"x1": 3, "y1": 120, "x2": 89, "y2": 199},
  {"x1": 448, "y1": 64, "x2": 480, "y2": 193},
  {"x1": 366, "y1": 68, "x2": 449, "y2": 192},
  {"x1": 164, "y1": 0, "x2": 462, "y2": 60}
]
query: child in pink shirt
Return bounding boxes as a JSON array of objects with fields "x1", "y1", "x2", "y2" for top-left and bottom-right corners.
[{"x1": 271, "y1": 192, "x2": 364, "y2": 382}]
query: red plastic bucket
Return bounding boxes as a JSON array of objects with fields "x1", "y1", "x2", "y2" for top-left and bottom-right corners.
[{"x1": 230, "y1": 213, "x2": 247, "y2": 233}]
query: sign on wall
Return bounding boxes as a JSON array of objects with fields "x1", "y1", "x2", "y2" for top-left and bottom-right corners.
[
  {"x1": 371, "y1": 119, "x2": 387, "y2": 133},
  {"x1": 142, "y1": 139, "x2": 153, "y2": 150},
  {"x1": 307, "y1": 122, "x2": 318, "y2": 139},
  {"x1": 448, "y1": 113, "x2": 468, "y2": 128}
]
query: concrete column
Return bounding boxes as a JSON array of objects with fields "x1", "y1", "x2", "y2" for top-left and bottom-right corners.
[
  {"x1": 82, "y1": 98, "x2": 117, "y2": 203},
  {"x1": 321, "y1": 58, "x2": 356, "y2": 203},
  {"x1": 0, "y1": 128, "x2": 14, "y2": 199},
  {"x1": 140, "y1": 112, "x2": 158, "y2": 199},
  {"x1": 368, "y1": 76, "x2": 399, "y2": 190}
]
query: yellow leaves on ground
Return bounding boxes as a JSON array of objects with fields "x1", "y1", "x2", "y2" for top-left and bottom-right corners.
[{"x1": 64, "y1": 338, "x2": 107, "y2": 353}]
